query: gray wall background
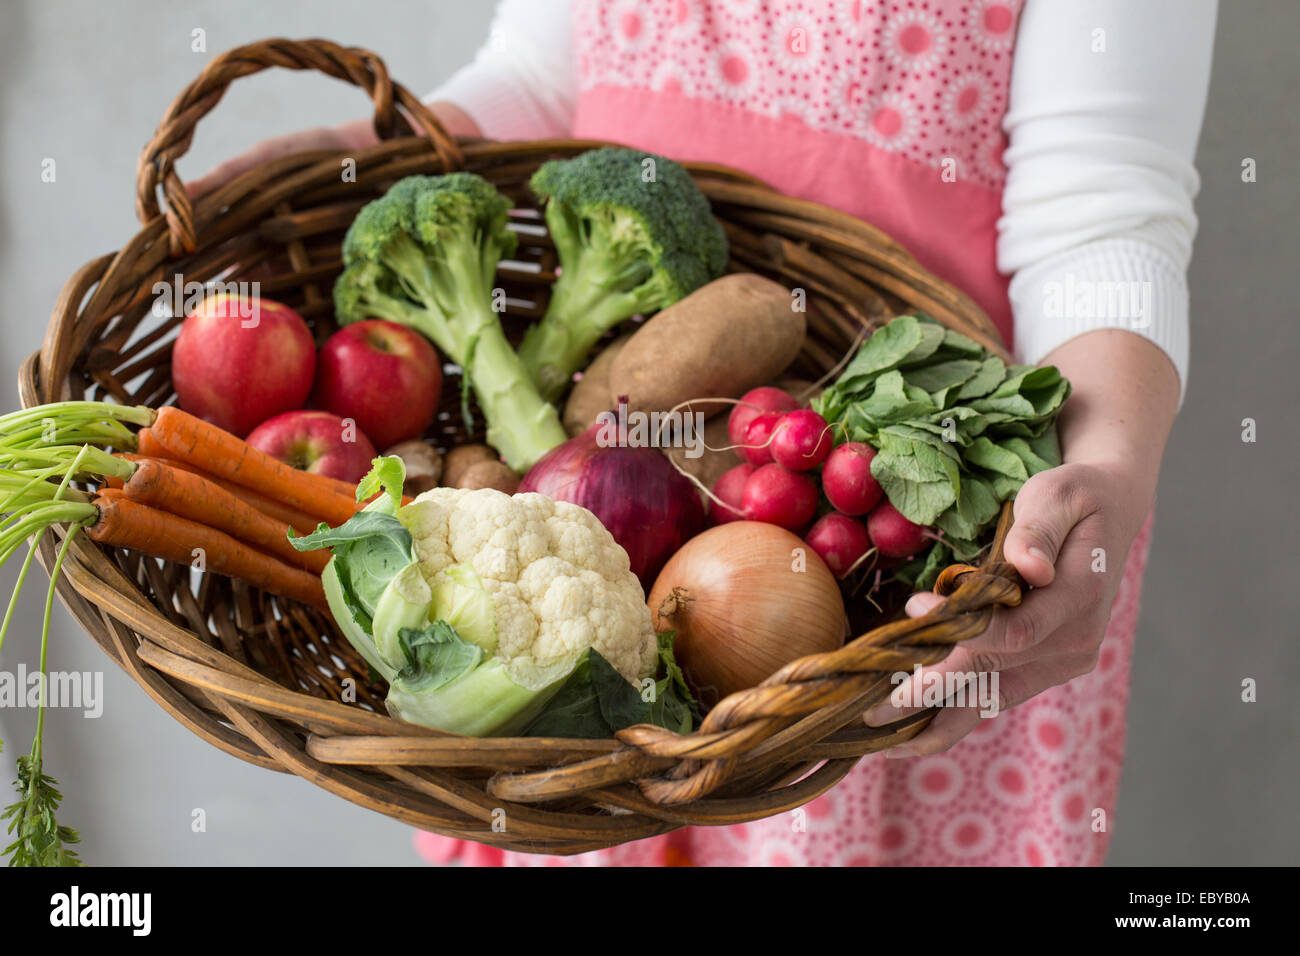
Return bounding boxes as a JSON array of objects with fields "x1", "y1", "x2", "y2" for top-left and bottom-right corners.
[{"x1": 0, "y1": 1, "x2": 1294, "y2": 866}]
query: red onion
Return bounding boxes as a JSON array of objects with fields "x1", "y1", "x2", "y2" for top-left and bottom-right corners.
[{"x1": 519, "y1": 425, "x2": 706, "y2": 588}]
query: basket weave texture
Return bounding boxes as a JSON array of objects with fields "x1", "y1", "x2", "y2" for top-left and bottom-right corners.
[{"x1": 21, "y1": 39, "x2": 1024, "y2": 854}]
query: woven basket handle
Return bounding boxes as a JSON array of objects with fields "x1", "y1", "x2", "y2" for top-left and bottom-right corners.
[{"x1": 135, "y1": 37, "x2": 462, "y2": 257}]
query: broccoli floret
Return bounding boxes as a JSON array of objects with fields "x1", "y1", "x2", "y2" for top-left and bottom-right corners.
[
  {"x1": 334, "y1": 173, "x2": 567, "y2": 471},
  {"x1": 517, "y1": 148, "x2": 728, "y2": 399}
]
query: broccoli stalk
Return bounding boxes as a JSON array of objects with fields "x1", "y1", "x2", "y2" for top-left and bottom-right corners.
[
  {"x1": 334, "y1": 173, "x2": 567, "y2": 471},
  {"x1": 516, "y1": 148, "x2": 728, "y2": 401}
]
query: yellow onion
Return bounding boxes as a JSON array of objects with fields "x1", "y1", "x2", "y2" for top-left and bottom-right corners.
[{"x1": 648, "y1": 522, "x2": 846, "y2": 708}]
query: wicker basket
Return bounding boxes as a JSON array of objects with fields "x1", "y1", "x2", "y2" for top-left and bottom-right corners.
[{"x1": 20, "y1": 39, "x2": 1025, "y2": 855}]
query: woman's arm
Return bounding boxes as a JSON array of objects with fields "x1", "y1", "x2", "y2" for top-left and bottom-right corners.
[
  {"x1": 866, "y1": 0, "x2": 1217, "y2": 751},
  {"x1": 185, "y1": 104, "x2": 481, "y2": 197},
  {"x1": 426, "y1": 0, "x2": 574, "y2": 141},
  {"x1": 1000, "y1": 0, "x2": 1219, "y2": 405}
]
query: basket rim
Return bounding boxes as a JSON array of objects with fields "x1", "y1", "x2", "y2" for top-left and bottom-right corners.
[{"x1": 22, "y1": 96, "x2": 1020, "y2": 847}]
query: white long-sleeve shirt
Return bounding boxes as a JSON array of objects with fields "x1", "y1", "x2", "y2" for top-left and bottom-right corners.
[{"x1": 430, "y1": 0, "x2": 1217, "y2": 403}]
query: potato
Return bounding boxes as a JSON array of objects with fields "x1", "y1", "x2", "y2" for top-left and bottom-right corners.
[
  {"x1": 442, "y1": 444, "x2": 497, "y2": 487},
  {"x1": 455, "y1": 460, "x2": 520, "y2": 494},
  {"x1": 663, "y1": 412, "x2": 741, "y2": 492},
  {"x1": 609, "y1": 273, "x2": 805, "y2": 418},
  {"x1": 383, "y1": 439, "x2": 443, "y2": 497},
  {"x1": 563, "y1": 334, "x2": 632, "y2": 436}
]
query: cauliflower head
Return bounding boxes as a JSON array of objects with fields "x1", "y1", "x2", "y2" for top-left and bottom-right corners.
[
  {"x1": 301, "y1": 456, "x2": 700, "y2": 738},
  {"x1": 401, "y1": 488, "x2": 658, "y2": 688}
]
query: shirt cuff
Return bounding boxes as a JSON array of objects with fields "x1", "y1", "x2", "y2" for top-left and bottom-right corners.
[{"x1": 1008, "y1": 237, "x2": 1189, "y2": 408}]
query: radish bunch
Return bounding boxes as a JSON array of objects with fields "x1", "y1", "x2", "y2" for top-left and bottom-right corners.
[{"x1": 712, "y1": 386, "x2": 931, "y2": 577}]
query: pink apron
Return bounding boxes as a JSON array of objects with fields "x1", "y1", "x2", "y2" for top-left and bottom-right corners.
[{"x1": 416, "y1": 0, "x2": 1156, "y2": 867}]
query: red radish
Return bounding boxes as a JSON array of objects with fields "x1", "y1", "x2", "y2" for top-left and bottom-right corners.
[
  {"x1": 867, "y1": 500, "x2": 929, "y2": 558},
  {"x1": 770, "y1": 409, "x2": 832, "y2": 471},
  {"x1": 740, "y1": 413, "x2": 782, "y2": 466},
  {"x1": 805, "y1": 513, "x2": 871, "y2": 578},
  {"x1": 822, "y1": 442, "x2": 884, "y2": 515},
  {"x1": 728, "y1": 386, "x2": 799, "y2": 449},
  {"x1": 711, "y1": 463, "x2": 755, "y2": 524},
  {"x1": 741, "y1": 464, "x2": 819, "y2": 531}
]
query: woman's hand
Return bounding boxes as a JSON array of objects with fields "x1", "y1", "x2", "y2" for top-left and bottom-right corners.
[
  {"x1": 864, "y1": 329, "x2": 1181, "y2": 755},
  {"x1": 185, "y1": 102, "x2": 481, "y2": 197},
  {"x1": 185, "y1": 123, "x2": 371, "y2": 198}
]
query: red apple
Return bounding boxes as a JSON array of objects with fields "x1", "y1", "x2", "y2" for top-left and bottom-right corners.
[
  {"x1": 246, "y1": 410, "x2": 378, "y2": 484},
  {"x1": 312, "y1": 320, "x2": 442, "y2": 450},
  {"x1": 172, "y1": 293, "x2": 316, "y2": 438}
]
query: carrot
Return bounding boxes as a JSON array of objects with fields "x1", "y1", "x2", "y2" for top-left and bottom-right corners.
[
  {"x1": 88, "y1": 495, "x2": 328, "y2": 613},
  {"x1": 135, "y1": 428, "x2": 170, "y2": 461},
  {"x1": 213, "y1": 481, "x2": 323, "y2": 536},
  {"x1": 120, "y1": 459, "x2": 329, "y2": 575},
  {"x1": 142, "y1": 421, "x2": 361, "y2": 499},
  {"x1": 141, "y1": 421, "x2": 407, "y2": 504},
  {"x1": 145, "y1": 408, "x2": 359, "y2": 527},
  {"x1": 111, "y1": 453, "x2": 321, "y2": 533},
  {"x1": 291, "y1": 467, "x2": 359, "y2": 499},
  {"x1": 119, "y1": 450, "x2": 202, "y2": 473},
  {"x1": 105, "y1": 453, "x2": 203, "y2": 489}
]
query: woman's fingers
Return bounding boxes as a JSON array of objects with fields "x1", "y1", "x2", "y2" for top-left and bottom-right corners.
[
  {"x1": 904, "y1": 490, "x2": 1113, "y2": 659},
  {"x1": 1003, "y1": 464, "x2": 1105, "y2": 587},
  {"x1": 965, "y1": 510, "x2": 1113, "y2": 658},
  {"x1": 903, "y1": 465, "x2": 1110, "y2": 621},
  {"x1": 904, "y1": 591, "x2": 944, "y2": 617},
  {"x1": 880, "y1": 652, "x2": 1098, "y2": 757},
  {"x1": 872, "y1": 518, "x2": 1115, "y2": 728},
  {"x1": 901, "y1": 529, "x2": 1108, "y2": 661},
  {"x1": 185, "y1": 126, "x2": 346, "y2": 198},
  {"x1": 864, "y1": 612, "x2": 1100, "y2": 727},
  {"x1": 864, "y1": 644, "x2": 1023, "y2": 727}
]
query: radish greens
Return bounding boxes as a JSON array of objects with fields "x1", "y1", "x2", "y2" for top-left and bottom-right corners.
[{"x1": 813, "y1": 314, "x2": 1070, "y2": 588}]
